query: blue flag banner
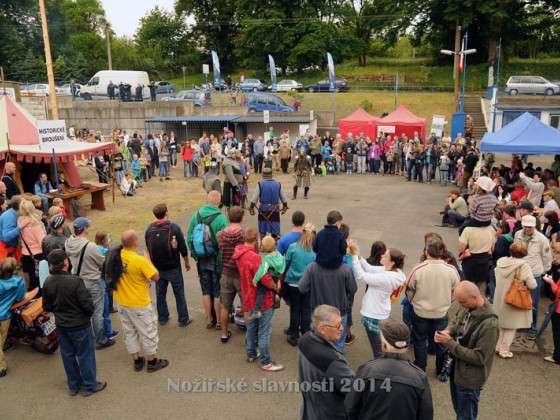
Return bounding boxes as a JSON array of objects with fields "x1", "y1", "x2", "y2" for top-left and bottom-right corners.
[
  {"x1": 268, "y1": 54, "x2": 277, "y2": 92},
  {"x1": 211, "y1": 50, "x2": 221, "y2": 88},
  {"x1": 327, "y1": 52, "x2": 336, "y2": 92}
]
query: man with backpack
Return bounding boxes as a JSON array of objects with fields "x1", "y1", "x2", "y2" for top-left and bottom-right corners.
[
  {"x1": 187, "y1": 191, "x2": 228, "y2": 329},
  {"x1": 65, "y1": 217, "x2": 115, "y2": 350},
  {"x1": 145, "y1": 203, "x2": 191, "y2": 328}
]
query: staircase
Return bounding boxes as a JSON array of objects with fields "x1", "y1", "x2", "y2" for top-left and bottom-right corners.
[{"x1": 463, "y1": 95, "x2": 487, "y2": 142}]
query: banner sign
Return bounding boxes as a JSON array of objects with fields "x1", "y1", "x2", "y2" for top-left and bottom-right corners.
[
  {"x1": 202, "y1": 64, "x2": 210, "y2": 75},
  {"x1": 38, "y1": 120, "x2": 67, "y2": 150},
  {"x1": 211, "y1": 50, "x2": 221, "y2": 88},
  {"x1": 268, "y1": 55, "x2": 277, "y2": 92},
  {"x1": 377, "y1": 125, "x2": 396, "y2": 135},
  {"x1": 430, "y1": 115, "x2": 447, "y2": 138},
  {"x1": 263, "y1": 110, "x2": 270, "y2": 124},
  {"x1": 327, "y1": 52, "x2": 336, "y2": 92}
]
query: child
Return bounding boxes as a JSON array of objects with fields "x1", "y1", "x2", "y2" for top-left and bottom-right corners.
[
  {"x1": 439, "y1": 153, "x2": 450, "y2": 187},
  {"x1": 250, "y1": 236, "x2": 285, "y2": 320},
  {"x1": 139, "y1": 149, "x2": 149, "y2": 182},
  {"x1": 95, "y1": 231, "x2": 118, "y2": 340},
  {"x1": 131, "y1": 154, "x2": 142, "y2": 187},
  {"x1": 344, "y1": 147, "x2": 353, "y2": 175},
  {"x1": 51, "y1": 197, "x2": 67, "y2": 218},
  {"x1": 0, "y1": 258, "x2": 26, "y2": 377}
]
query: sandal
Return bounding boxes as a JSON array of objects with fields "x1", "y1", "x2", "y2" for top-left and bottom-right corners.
[
  {"x1": 206, "y1": 321, "x2": 216, "y2": 329},
  {"x1": 220, "y1": 330, "x2": 232, "y2": 343},
  {"x1": 215, "y1": 322, "x2": 221, "y2": 330}
]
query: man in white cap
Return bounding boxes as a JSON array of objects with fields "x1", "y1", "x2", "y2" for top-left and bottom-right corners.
[{"x1": 514, "y1": 214, "x2": 552, "y2": 338}]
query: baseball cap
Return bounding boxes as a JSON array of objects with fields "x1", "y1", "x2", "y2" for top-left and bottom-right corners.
[
  {"x1": 73, "y1": 217, "x2": 91, "y2": 233},
  {"x1": 475, "y1": 176, "x2": 496, "y2": 193},
  {"x1": 379, "y1": 319, "x2": 410, "y2": 350},
  {"x1": 50, "y1": 214, "x2": 66, "y2": 230},
  {"x1": 521, "y1": 215, "x2": 536, "y2": 228},
  {"x1": 517, "y1": 200, "x2": 534, "y2": 212}
]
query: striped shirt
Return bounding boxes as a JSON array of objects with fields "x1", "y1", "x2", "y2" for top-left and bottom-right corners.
[{"x1": 469, "y1": 193, "x2": 498, "y2": 222}]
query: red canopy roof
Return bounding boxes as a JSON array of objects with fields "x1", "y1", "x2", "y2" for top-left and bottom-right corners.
[
  {"x1": 338, "y1": 108, "x2": 380, "y2": 140},
  {"x1": 380, "y1": 105, "x2": 425, "y2": 125},
  {"x1": 340, "y1": 108, "x2": 380, "y2": 123}
]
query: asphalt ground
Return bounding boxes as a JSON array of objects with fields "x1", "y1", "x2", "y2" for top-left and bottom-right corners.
[{"x1": 1, "y1": 168, "x2": 559, "y2": 420}]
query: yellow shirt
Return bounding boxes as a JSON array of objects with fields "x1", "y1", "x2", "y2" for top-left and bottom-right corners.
[
  {"x1": 459, "y1": 226, "x2": 495, "y2": 254},
  {"x1": 113, "y1": 249, "x2": 157, "y2": 308}
]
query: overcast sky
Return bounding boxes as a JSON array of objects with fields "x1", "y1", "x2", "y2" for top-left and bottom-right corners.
[{"x1": 101, "y1": 0, "x2": 176, "y2": 37}]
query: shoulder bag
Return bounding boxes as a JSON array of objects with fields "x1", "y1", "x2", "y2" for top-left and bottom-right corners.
[{"x1": 504, "y1": 266, "x2": 533, "y2": 310}]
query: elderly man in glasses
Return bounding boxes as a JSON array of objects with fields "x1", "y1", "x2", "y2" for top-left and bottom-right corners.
[{"x1": 298, "y1": 305, "x2": 355, "y2": 420}]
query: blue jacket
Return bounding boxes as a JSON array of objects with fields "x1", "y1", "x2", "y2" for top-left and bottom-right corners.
[
  {"x1": 0, "y1": 208, "x2": 20, "y2": 247},
  {"x1": 34, "y1": 180, "x2": 53, "y2": 197},
  {"x1": 313, "y1": 225, "x2": 347, "y2": 270},
  {"x1": 0, "y1": 276, "x2": 26, "y2": 320}
]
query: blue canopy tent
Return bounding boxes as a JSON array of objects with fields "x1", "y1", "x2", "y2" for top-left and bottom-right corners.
[{"x1": 480, "y1": 112, "x2": 560, "y2": 154}]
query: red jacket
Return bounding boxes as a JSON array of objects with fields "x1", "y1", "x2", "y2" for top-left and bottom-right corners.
[{"x1": 232, "y1": 244, "x2": 275, "y2": 312}]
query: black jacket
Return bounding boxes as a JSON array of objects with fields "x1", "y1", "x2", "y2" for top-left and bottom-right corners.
[
  {"x1": 42, "y1": 271, "x2": 94, "y2": 330},
  {"x1": 2, "y1": 174, "x2": 21, "y2": 199},
  {"x1": 313, "y1": 225, "x2": 347, "y2": 269},
  {"x1": 298, "y1": 331, "x2": 355, "y2": 420},
  {"x1": 345, "y1": 354, "x2": 433, "y2": 420}
]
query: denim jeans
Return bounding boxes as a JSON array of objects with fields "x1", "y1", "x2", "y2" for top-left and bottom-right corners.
[
  {"x1": 102, "y1": 281, "x2": 115, "y2": 337},
  {"x1": 156, "y1": 267, "x2": 189, "y2": 325},
  {"x1": 440, "y1": 169, "x2": 449, "y2": 186},
  {"x1": 373, "y1": 159, "x2": 380, "y2": 173},
  {"x1": 333, "y1": 314, "x2": 348, "y2": 353},
  {"x1": 530, "y1": 275, "x2": 543, "y2": 333},
  {"x1": 86, "y1": 282, "x2": 110, "y2": 346},
  {"x1": 246, "y1": 307, "x2": 274, "y2": 366},
  {"x1": 58, "y1": 326, "x2": 97, "y2": 393},
  {"x1": 183, "y1": 160, "x2": 193, "y2": 177},
  {"x1": 411, "y1": 311, "x2": 448, "y2": 373},
  {"x1": 366, "y1": 329, "x2": 382, "y2": 359},
  {"x1": 159, "y1": 161, "x2": 169, "y2": 177},
  {"x1": 170, "y1": 149, "x2": 177, "y2": 166},
  {"x1": 447, "y1": 210, "x2": 466, "y2": 226},
  {"x1": 285, "y1": 286, "x2": 311, "y2": 338},
  {"x1": 450, "y1": 379, "x2": 481, "y2": 420}
]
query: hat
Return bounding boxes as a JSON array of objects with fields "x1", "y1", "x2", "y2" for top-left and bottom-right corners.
[
  {"x1": 518, "y1": 200, "x2": 534, "y2": 212},
  {"x1": 50, "y1": 214, "x2": 65, "y2": 230},
  {"x1": 262, "y1": 167, "x2": 272, "y2": 176},
  {"x1": 475, "y1": 176, "x2": 496, "y2": 192},
  {"x1": 521, "y1": 215, "x2": 536, "y2": 228},
  {"x1": 73, "y1": 217, "x2": 91, "y2": 232},
  {"x1": 47, "y1": 249, "x2": 67, "y2": 267},
  {"x1": 379, "y1": 320, "x2": 410, "y2": 350}
]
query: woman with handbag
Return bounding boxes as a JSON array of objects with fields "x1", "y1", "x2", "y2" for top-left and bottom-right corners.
[
  {"x1": 493, "y1": 241, "x2": 537, "y2": 359},
  {"x1": 18, "y1": 199, "x2": 46, "y2": 291}
]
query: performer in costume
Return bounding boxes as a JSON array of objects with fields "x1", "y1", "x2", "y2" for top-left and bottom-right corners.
[
  {"x1": 249, "y1": 167, "x2": 288, "y2": 239},
  {"x1": 293, "y1": 147, "x2": 312, "y2": 199},
  {"x1": 222, "y1": 149, "x2": 243, "y2": 208}
]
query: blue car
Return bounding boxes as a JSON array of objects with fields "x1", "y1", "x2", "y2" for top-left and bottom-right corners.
[
  {"x1": 246, "y1": 93, "x2": 294, "y2": 112},
  {"x1": 305, "y1": 78, "x2": 349, "y2": 92},
  {"x1": 239, "y1": 78, "x2": 268, "y2": 92}
]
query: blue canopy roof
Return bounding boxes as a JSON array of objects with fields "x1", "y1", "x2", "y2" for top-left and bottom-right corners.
[{"x1": 480, "y1": 112, "x2": 560, "y2": 154}]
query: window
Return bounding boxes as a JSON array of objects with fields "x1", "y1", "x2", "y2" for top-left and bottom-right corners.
[
  {"x1": 551, "y1": 115, "x2": 560, "y2": 129},
  {"x1": 88, "y1": 77, "x2": 99, "y2": 86},
  {"x1": 531, "y1": 77, "x2": 545, "y2": 84}
]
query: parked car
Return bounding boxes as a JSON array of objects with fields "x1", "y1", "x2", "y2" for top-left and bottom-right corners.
[
  {"x1": 245, "y1": 92, "x2": 294, "y2": 112},
  {"x1": 273, "y1": 79, "x2": 303, "y2": 92},
  {"x1": 56, "y1": 83, "x2": 82, "y2": 96},
  {"x1": 154, "y1": 81, "x2": 175, "y2": 94},
  {"x1": 239, "y1": 78, "x2": 268, "y2": 92},
  {"x1": 161, "y1": 89, "x2": 211, "y2": 106},
  {"x1": 305, "y1": 78, "x2": 349, "y2": 92},
  {"x1": 505, "y1": 76, "x2": 560, "y2": 96},
  {"x1": 23, "y1": 83, "x2": 50, "y2": 96},
  {"x1": 80, "y1": 70, "x2": 150, "y2": 100}
]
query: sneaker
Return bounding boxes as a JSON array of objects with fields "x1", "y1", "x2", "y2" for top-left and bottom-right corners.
[
  {"x1": 498, "y1": 351, "x2": 513, "y2": 359},
  {"x1": 80, "y1": 381, "x2": 107, "y2": 397},
  {"x1": 527, "y1": 331, "x2": 537, "y2": 341},
  {"x1": 107, "y1": 331, "x2": 119, "y2": 340},
  {"x1": 287, "y1": 336, "x2": 299, "y2": 347},
  {"x1": 147, "y1": 358, "x2": 170, "y2": 373},
  {"x1": 96, "y1": 340, "x2": 116, "y2": 350},
  {"x1": 261, "y1": 362, "x2": 285, "y2": 372},
  {"x1": 544, "y1": 356, "x2": 559, "y2": 364},
  {"x1": 134, "y1": 357, "x2": 145, "y2": 372},
  {"x1": 344, "y1": 334, "x2": 356, "y2": 345},
  {"x1": 68, "y1": 388, "x2": 79, "y2": 396}
]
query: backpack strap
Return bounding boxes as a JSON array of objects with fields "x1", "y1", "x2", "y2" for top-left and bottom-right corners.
[{"x1": 76, "y1": 242, "x2": 89, "y2": 277}]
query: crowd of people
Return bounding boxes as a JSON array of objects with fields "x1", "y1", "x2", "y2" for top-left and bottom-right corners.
[{"x1": 0, "y1": 124, "x2": 559, "y2": 419}]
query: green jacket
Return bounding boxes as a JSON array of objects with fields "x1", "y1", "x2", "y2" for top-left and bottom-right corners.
[
  {"x1": 253, "y1": 252, "x2": 285, "y2": 286},
  {"x1": 186, "y1": 205, "x2": 228, "y2": 261},
  {"x1": 446, "y1": 301, "x2": 499, "y2": 390}
]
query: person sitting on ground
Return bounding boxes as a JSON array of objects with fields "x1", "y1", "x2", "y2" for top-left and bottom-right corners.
[
  {"x1": 441, "y1": 190, "x2": 468, "y2": 227},
  {"x1": 0, "y1": 257, "x2": 26, "y2": 378},
  {"x1": 346, "y1": 320, "x2": 434, "y2": 420},
  {"x1": 120, "y1": 172, "x2": 137, "y2": 196},
  {"x1": 250, "y1": 235, "x2": 285, "y2": 320}
]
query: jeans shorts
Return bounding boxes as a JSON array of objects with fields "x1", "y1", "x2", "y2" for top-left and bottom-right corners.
[
  {"x1": 220, "y1": 271, "x2": 241, "y2": 310},
  {"x1": 197, "y1": 261, "x2": 221, "y2": 298}
]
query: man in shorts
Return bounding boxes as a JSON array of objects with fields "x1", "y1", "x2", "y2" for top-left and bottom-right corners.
[{"x1": 217, "y1": 206, "x2": 245, "y2": 343}]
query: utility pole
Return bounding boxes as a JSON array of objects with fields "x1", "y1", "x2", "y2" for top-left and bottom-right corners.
[
  {"x1": 106, "y1": 23, "x2": 113, "y2": 70},
  {"x1": 453, "y1": 21, "x2": 462, "y2": 111},
  {"x1": 38, "y1": 0, "x2": 59, "y2": 119}
]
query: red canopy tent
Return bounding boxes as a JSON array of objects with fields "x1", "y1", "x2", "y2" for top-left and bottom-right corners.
[
  {"x1": 378, "y1": 105, "x2": 426, "y2": 139},
  {"x1": 0, "y1": 94, "x2": 115, "y2": 189},
  {"x1": 338, "y1": 108, "x2": 380, "y2": 140}
]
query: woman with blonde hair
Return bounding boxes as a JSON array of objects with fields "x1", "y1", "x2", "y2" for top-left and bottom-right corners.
[
  {"x1": 283, "y1": 223, "x2": 316, "y2": 346},
  {"x1": 17, "y1": 199, "x2": 46, "y2": 291},
  {"x1": 493, "y1": 241, "x2": 537, "y2": 359}
]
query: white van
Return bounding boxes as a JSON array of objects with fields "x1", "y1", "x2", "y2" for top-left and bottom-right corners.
[{"x1": 80, "y1": 70, "x2": 150, "y2": 100}]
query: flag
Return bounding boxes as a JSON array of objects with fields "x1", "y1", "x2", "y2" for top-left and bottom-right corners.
[
  {"x1": 327, "y1": 52, "x2": 336, "y2": 92},
  {"x1": 268, "y1": 54, "x2": 277, "y2": 92},
  {"x1": 458, "y1": 36, "x2": 466, "y2": 73},
  {"x1": 211, "y1": 50, "x2": 221, "y2": 88}
]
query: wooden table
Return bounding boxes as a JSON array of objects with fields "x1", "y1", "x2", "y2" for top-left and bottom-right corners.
[{"x1": 48, "y1": 182, "x2": 110, "y2": 218}]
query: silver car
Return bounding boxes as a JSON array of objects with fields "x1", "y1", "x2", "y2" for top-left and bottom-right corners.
[{"x1": 505, "y1": 75, "x2": 560, "y2": 96}]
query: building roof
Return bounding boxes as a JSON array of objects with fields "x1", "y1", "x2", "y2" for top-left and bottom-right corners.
[
  {"x1": 496, "y1": 104, "x2": 560, "y2": 111},
  {"x1": 146, "y1": 115, "x2": 240, "y2": 123},
  {"x1": 234, "y1": 114, "x2": 311, "y2": 123},
  {"x1": 146, "y1": 113, "x2": 313, "y2": 124}
]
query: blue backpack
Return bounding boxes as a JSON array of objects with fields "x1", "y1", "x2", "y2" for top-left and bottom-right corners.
[{"x1": 192, "y1": 212, "x2": 219, "y2": 258}]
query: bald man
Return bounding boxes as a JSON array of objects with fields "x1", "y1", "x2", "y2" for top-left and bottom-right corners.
[
  {"x1": 112, "y1": 230, "x2": 170, "y2": 372},
  {"x1": 187, "y1": 191, "x2": 229, "y2": 329},
  {"x1": 434, "y1": 281, "x2": 498, "y2": 420},
  {"x1": 2, "y1": 162, "x2": 20, "y2": 199}
]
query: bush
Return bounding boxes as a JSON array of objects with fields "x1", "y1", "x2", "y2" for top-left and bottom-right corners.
[{"x1": 360, "y1": 100, "x2": 373, "y2": 112}]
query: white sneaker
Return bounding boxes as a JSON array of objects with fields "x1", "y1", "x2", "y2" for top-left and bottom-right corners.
[
  {"x1": 261, "y1": 362, "x2": 284, "y2": 372},
  {"x1": 544, "y1": 356, "x2": 559, "y2": 364}
]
